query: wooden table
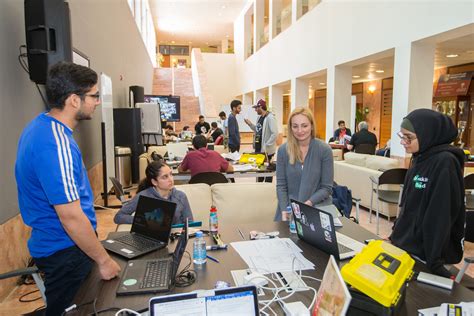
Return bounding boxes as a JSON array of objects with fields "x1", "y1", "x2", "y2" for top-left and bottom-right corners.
[
  {"x1": 74, "y1": 219, "x2": 474, "y2": 315},
  {"x1": 171, "y1": 169, "x2": 275, "y2": 181}
]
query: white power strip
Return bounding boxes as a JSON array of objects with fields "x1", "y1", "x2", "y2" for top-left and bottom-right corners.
[{"x1": 417, "y1": 272, "x2": 453, "y2": 290}]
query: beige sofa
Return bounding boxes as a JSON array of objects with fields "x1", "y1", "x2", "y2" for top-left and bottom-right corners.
[
  {"x1": 138, "y1": 145, "x2": 227, "y2": 181},
  {"x1": 117, "y1": 182, "x2": 277, "y2": 231},
  {"x1": 334, "y1": 152, "x2": 400, "y2": 217}
]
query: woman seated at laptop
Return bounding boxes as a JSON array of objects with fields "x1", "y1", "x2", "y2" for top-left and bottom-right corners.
[
  {"x1": 275, "y1": 107, "x2": 333, "y2": 221},
  {"x1": 114, "y1": 161, "x2": 193, "y2": 225}
]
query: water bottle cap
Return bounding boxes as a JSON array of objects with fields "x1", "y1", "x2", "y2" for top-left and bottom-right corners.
[
  {"x1": 196, "y1": 231, "x2": 203, "y2": 237},
  {"x1": 286, "y1": 205, "x2": 292, "y2": 212}
]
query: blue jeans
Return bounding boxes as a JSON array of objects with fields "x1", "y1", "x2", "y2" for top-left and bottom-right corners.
[{"x1": 34, "y1": 245, "x2": 93, "y2": 316}]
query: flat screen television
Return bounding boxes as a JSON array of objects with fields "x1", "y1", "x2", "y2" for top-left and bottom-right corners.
[{"x1": 144, "y1": 95, "x2": 181, "y2": 122}]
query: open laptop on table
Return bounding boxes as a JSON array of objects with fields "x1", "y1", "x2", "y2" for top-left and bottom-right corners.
[
  {"x1": 148, "y1": 285, "x2": 259, "y2": 315},
  {"x1": 290, "y1": 199, "x2": 364, "y2": 260},
  {"x1": 102, "y1": 196, "x2": 176, "y2": 259},
  {"x1": 166, "y1": 142, "x2": 188, "y2": 160},
  {"x1": 116, "y1": 219, "x2": 189, "y2": 296}
]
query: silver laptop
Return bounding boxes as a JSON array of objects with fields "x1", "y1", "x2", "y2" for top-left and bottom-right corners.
[
  {"x1": 290, "y1": 199, "x2": 364, "y2": 260},
  {"x1": 166, "y1": 142, "x2": 188, "y2": 160}
]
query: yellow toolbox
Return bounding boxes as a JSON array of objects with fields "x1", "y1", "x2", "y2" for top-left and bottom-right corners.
[
  {"x1": 341, "y1": 240, "x2": 415, "y2": 309},
  {"x1": 239, "y1": 153, "x2": 266, "y2": 166}
]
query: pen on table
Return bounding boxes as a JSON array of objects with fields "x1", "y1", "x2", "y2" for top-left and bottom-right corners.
[
  {"x1": 206, "y1": 254, "x2": 220, "y2": 263},
  {"x1": 206, "y1": 244, "x2": 228, "y2": 251},
  {"x1": 238, "y1": 228, "x2": 246, "y2": 240}
]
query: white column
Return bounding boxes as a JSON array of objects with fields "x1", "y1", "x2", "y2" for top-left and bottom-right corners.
[
  {"x1": 221, "y1": 39, "x2": 229, "y2": 53},
  {"x1": 391, "y1": 41, "x2": 435, "y2": 158},
  {"x1": 291, "y1": 78, "x2": 309, "y2": 110},
  {"x1": 244, "y1": 10, "x2": 252, "y2": 58},
  {"x1": 254, "y1": 0, "x2": 264, "y2": 51},
  {"x1": 254, "y1": 89, "x2": 265, "y2": 104},
  {"x1": 271, "y1": 0, "x2": 282, "y2": 40},
  {"x1": 292, "y1": 0, "x2": 299, "y2": 24},
  {"x1": 326, "y1": 65, "x2": 352, "y2": 141},
  {"x1": 270, "y1": 85, "x2": 284, "y2": 132}
]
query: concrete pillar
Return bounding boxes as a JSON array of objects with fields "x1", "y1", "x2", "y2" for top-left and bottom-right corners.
[
  {"x1": 244, "y1": 9, "x2": 252, "y2": 58},
  {"x1": 291, "y1": 78, "x2": 309, "y2": 110},
  {"x1": 270, "y1": 85, "x2": 284, "y2": 132},
  {"x1": 254, "y1": 0, "x2": 264, "y2": 51},
  {"x1": 326, "y1": 65, "x2": 352, "y2": 142},
  {"x1": 391, "y1": 42, "x2": 435, "y2": 158}
]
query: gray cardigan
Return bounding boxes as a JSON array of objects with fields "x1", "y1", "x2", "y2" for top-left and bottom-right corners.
[
  {"x1": 275, "y1": 138, "x2": 334, "y2": 221},
  {"x1": 114, "y1": 187, "x2": 193, "y2": 225},
  {"x1": 245, "y1": 112, "x2": 278, "y2": 155}
]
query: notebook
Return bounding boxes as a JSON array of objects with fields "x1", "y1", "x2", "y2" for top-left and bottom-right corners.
[
  {"x1": 148, "y1": 285, "x2": 259, "y2": 315},
  {"x1": 102, "y1": 196, "x2": 176, "y2": 259},
  {"x1": 290, "y1": 199, "x2": 364, "y2": 260},
  {"x1": 116, "y1": 219, "x2": 189, "y2": 296}
]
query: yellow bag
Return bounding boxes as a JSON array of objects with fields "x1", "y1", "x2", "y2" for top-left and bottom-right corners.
[{"x1": 239, "y1": 153, "x2": 266, "y2": 166}]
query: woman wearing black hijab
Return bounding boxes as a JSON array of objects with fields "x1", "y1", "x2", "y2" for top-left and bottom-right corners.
[{"x1": 390, "y1": 109, "x2": 465, "y2": 277}]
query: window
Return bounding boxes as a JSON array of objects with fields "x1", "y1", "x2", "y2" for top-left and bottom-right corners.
[{"x1": 127, "y1": 0, "x2": 156, "y2": 67}]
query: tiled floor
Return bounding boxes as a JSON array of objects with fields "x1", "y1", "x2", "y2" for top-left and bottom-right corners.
[{"x1": 3, "y1": 182, "x2": 474, "y2": 314}]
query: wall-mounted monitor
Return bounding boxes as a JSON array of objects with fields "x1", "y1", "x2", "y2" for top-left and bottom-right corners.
[{"x1": 144, "y1": 95, "x2": 181, "y2": 122}]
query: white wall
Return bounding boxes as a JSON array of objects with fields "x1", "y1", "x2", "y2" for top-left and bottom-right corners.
[
  {"x1": 234, "y1": 1, "x2": 474, "y2": 94},
  {"x1": 201, "y1": 52, "x2": 237, "y2": 115}
]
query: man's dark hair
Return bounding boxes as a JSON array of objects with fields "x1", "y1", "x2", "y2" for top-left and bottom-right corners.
[
  {"x1": 165, "y1": 124, "x2": 173, "y2": 130},
  {"x1": 46, "y1": 62, "x2": 98, "y2": 109},
  {"x1": 211, "y1": 122, "x2": 218, "y2": 128},
  {"x1": 192, "y1": 135, "x2": 207, "y2": 149},
  {"x1": 219, "y1": 111, "x2": 226, "y2": 118},
  {"x1": 183, "y1": 125, "x2": 189, "y2": 131},
  {"x1": 199, "y1": 115, "x2": 204, "y2": 119},
  {"x1": 338, "y1": 120, "x2": 345, "y2": 125},
  {"x1": 230, "y1": 100, "x2": 242, "y2": 111}
]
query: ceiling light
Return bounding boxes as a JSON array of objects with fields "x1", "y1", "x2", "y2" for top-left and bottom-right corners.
[
  {"x1": 352, "y1": 75, "x2": 360, "y2": 78},
  {"x1": 171, "y1": 40, "x2": 175, "y2": 44},
  {"x1": 319, "y1": 83, "x2": 325, "y2": 86},
  {"x1": 375, "y1": 70, "x2": 384, "y2": 73},
  {"x1": 222, "y1": 5, "x2": 226, "y2": 9},
  {"x1": 226, "y1": 35, "x2": 230, "y2": 38},
  {"x1": 446, "y1": 54, "x2": 459, "y2": 58},
  {"x1": 368, "y1": 85, "x2": 376, "y2": 94}
]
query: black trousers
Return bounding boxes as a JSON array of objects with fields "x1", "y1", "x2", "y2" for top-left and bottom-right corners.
[
  {"x1": 228, "y1": 144, "x2": 240, "y2": 153},
  {"x1": 34, "y1": 245, "x2": 93, "y2": 316},
  {"x1": 257, "y1": 153, "x2": 274, "y2": 183}
]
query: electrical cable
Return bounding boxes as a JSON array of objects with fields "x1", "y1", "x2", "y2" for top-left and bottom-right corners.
[
  {"x1": 90, "y1": 307, "x2": 121, "y2": 315},
  {"x1": 18, "y1": 289, "x2": 42, "y2": 303},
  {"x1": 174, "y1": 251, "x2": 197, "y2": 287},
  {"x1": 114, "y1": 308, "x2": 141, "y2": 316},
  {"x1": 61, "y1": 298, "x2": 97, "y2": 316}
]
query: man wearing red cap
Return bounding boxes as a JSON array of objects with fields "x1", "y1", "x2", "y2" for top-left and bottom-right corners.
[{"x1": 245, "y1": 99, "x2": 278, "y2": 182}]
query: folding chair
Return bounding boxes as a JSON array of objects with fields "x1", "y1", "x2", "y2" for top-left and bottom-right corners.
[
  {"x1": 109, "y1": 177, "x2": 131, "y2": 204},
  {"x1": 0, "y1": 266, "x2": 46, "y2": 305},
  {"x1": 455, "y1": 174, "x2": 474, "y2": 282},
  {"x1": 369, "y1": 168, "x2": 408, "y2": 235}
]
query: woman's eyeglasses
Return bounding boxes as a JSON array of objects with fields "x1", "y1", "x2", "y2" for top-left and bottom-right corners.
[{"x1": 397, "y1": 131, "x2": 416, "y2": 144}]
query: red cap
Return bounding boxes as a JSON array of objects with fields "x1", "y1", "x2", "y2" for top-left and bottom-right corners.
[{"x1": 252, "y1": 99, "x2": 267, "y2": 111}]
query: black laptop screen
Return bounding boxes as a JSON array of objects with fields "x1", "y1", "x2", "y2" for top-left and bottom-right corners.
[{"x1": 132, "y1": 196, "x2": 177, "y2": 243}]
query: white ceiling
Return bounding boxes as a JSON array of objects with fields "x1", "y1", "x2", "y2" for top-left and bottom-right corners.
[{"x1": 150, "y1": 0, "x2": 248, "y2": 48}]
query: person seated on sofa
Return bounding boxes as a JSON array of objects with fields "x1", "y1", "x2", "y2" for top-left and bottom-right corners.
[
  {"x1": 206, "y1": 122, "x2": 223, "y2": 143},
  {"x1": 275, "y1": 107, "x2": 334, "y2": 221},
  {"x1": 333, "y1": 120, "x2": 352, "y2": 143},
  {"x1": 178, "y1": 135, "x2": 233, "y2": 177},
  {"x1": 114, "y1": 161, "x2": 193, "y2": 225},
  {"x1": 347, "y1": 121, "x2": 377, "y2": 153},
  {"x1": 390, "y1": 109, "x2": 465, "y2": 278},
  {"x1": 376, "y1": 139, "x2": 391, "y2": 157}
]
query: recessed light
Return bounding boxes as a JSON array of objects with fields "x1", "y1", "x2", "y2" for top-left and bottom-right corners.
[
  {"x1": 352, "y1": 75, "x2": 360, "y2": 78},
  {"x1": 446, "y1": 54, "x2": 459, "y2": 58},
  {"x1": 171, "y1": 40, "x2": 175, "y2": 44},
  {"x1": 375, "y1": 70, "x2": 384, "y2": 73},
  {"x1": 221, "y1": 5, "x2": 226, "y2": 9},
  {"x1": 319, "y1": 83, "x2": 325, "y2": 86},
  {"x1": 226, "y1": 35, "x2": 230, "y2": 38}
]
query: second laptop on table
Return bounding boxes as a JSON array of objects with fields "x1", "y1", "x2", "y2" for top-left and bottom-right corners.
[{"x1": 102, "y1": 195, "x2": 176, "y2": 259}]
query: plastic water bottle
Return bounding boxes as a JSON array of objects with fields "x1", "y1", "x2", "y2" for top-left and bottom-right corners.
[
  {"x1": 287, "y1": 205, "x2": 297, "y2": 234},
  {"x1": 209, "y1": 206, "x2": 219, "y2": 233},
  {"x1": 193, "y1": 231, "x2": 207, "y2": 264}
]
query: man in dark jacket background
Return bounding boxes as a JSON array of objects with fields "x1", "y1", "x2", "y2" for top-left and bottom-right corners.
[{"x1": 390, "y1": 108, "x2": 465, "y2": 277}]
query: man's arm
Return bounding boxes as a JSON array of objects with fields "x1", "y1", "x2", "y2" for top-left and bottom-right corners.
[
  {"x1": 244, "y1": 118, "x2": 256, "y2": 131},
  {"x1": 55, "y1": 201, "x2": 120, "y2": 280}
]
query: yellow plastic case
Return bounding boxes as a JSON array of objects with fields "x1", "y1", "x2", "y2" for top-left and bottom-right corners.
[
  {"x1": 239, "y1": 153, "x2": 266, "y2": 166},
  {"x1": 341, "y1": 240, "x2": 415, "y2": 308}
]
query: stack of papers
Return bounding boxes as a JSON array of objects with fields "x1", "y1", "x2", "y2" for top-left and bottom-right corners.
[
  {"x1": 232, "y1": 164, "x2": 255, "y2": 172},
  {"x1": 222, "y1": 152, "x2": 241, "y2": 161},
  {"x1": 230, "y1": 238, "x2": 315, "y2": 274},
  {"x1": 419, "y1": 302, "x2": 474, "y2": 316}
]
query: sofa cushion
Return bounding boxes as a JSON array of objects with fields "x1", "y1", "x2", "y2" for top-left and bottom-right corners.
[
  {"x1": 344, "y1": 152, "x2": 368, "y2": 167},
  {"x1": 174, "y1": 184, "x2": 212, "y2": 224},
  {"x1": 365, "y1": 155, "x2": 399, "y2": 171},
  {"x1": 211, "y1": 183, "x2": 277, "y2": 226}
]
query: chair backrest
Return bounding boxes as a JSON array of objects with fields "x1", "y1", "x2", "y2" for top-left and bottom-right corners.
[
  {"x1": 214, "y1": 135, "x2": 224, "y2": 145},
  {"x1": 189, "y1": 172, "x2": 229, "y2": 186},
  {"x1": 109, "y1": 177, "x2": 125, "y2": 202},
  {"x1": 465, "y1": 173, "x2": 474, "y2": 190},
  {"x1": 354, "y1": 143, "x2": 376, "y2": 155},
  {"x1": 378, "y1": 168, "x2": 408, "y2": 186}
]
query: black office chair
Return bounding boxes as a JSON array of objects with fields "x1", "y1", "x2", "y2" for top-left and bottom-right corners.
[
  {"x1": 189, "y1": 172, "x2": 228, "y2": 186},
  {"x1": 369, "y1": 168, "x2": 408, "y2": 235},
  {"x1": 354, "y1": 143, "x2": 376, "y2": 155},
  {"x1": 109, "y1": 177, "x2": 131, "y2": 203}
]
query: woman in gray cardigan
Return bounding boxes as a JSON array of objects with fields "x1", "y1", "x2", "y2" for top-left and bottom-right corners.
[
  {"x1": 275, "y1": 107, "x2": 333, "y2": 221},
  {"x1": 114, "y1": 161, "x2": 193, "y2": 225}
]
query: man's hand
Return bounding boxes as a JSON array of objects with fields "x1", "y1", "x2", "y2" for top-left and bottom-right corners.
[
  {"x1": 98, "y1": 256, "x2": 121, "y2": 280},
  {"x1": 304, "y1": 200, "x2": 313, "y2": 207},
  {"x1": 244, "y1": 118, "x2": 251, "y2": 125}
]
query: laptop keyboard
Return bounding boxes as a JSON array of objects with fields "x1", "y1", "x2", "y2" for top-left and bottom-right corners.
[
  {"x1": 141, "y1": 260, "x2": 171, "y2": 289},
  {"x1": 337, "y1": 243, "x2": 353, "y2": 254},
  {"x1": 115, "y1": 234, "x2": 159, "y2": 251}
]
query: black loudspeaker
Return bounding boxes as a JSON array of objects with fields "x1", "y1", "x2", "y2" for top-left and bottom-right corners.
[
  {"x1": 113, "y1": 108, "x2": 144, "y2": 183},
  {"x1": 24, "y1": 0, "x2": 72, "y2": 84},
  {"x1": 129, "y1": 85, "x2": 144, "y2": 107}
]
